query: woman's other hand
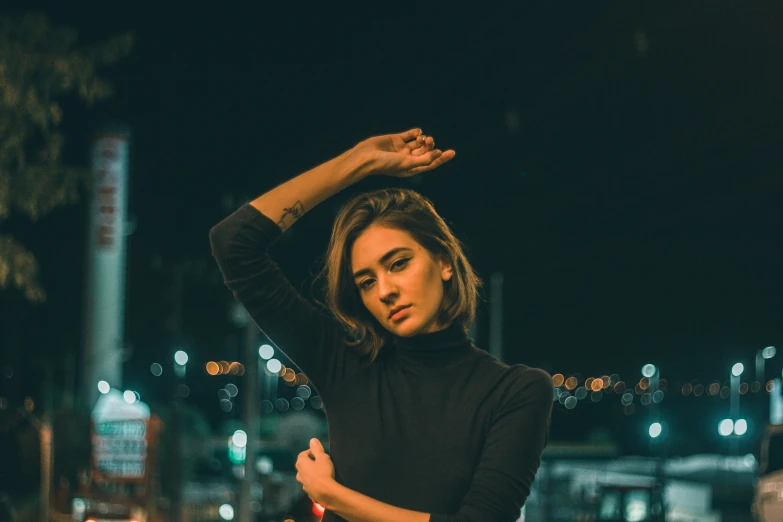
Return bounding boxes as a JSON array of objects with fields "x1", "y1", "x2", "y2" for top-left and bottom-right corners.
[
  {"x1": 295, "y1": 438, "x2": 337, "y2": 507},
  {"x1": 353, "y1": 128, "x2": 456, "y2": 178}
]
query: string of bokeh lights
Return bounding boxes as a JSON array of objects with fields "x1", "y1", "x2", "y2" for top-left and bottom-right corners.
[
  {"x1": 202, "y1": 354, "x2": 322, "y2": 414},
  {"x1": 550, "y1": 372, "x2": 780, "y2": 415}
]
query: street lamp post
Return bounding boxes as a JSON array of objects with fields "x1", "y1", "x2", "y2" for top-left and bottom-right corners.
[
  {"x1": 642, "y1": 364, "x2": 660, "y2": 445},
  {"x1": 731, "y1": 363, "x2": 743, "y2": 420},
  {"x1": 730, "y1": 363, "x2": 744, "y2": 455},
  {"x1": 642, "y1": 364, "x2": 666, "y2": 522},
  {"x1": 757, "y1": 346, "x2": 776, "y2": 387}
]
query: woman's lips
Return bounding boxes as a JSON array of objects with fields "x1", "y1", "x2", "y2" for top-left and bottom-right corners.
[{"x1": 390, "y1": 305, "x2": 411, "y2": 322}]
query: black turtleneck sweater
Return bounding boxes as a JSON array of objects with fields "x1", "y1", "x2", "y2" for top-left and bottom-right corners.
[{"x1": 210, "y1": 204, "x2": 554, "y2": 522}]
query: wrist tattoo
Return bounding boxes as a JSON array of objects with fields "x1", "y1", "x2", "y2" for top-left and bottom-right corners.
[{"x1": 276, "y1": 200, "x2": 305, "y2": 230}]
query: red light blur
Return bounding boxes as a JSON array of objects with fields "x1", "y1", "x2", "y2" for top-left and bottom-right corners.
[{"x1": 313, "y1": 501, "x2": 326, "y2": 516}]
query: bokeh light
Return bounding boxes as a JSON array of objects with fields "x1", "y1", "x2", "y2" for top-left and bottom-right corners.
[
  {"x1": 177, "y1": 384, "x2": 190, "y2": 398},
  {"x1": 123, "y1": 390, "x2": 137, "y2": 404},
  {"x1": 259, "y1": 344, "x2": 274, "y2": 360},
  {"x1": 174, "y1": 350, "x2": 188, "y2": 365},
  {"x1": 218, "y1": 504, "x2": 234, "y2": 521},
  {"x1": 232, "y1": 430, "x2": 247, "y2": 448},
  {"x1": 266, "y1": 359, "x2": 282, "y2": 374}
]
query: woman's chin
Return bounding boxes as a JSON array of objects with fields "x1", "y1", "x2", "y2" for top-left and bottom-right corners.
[{"x1": 388, "y1": 319, "x2": 421, "y2": 337}]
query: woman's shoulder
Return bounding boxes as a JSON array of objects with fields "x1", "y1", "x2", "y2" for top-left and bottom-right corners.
[
  {"x1": 509, "y1": 364, "x2": 553, "y2": 383},
  {"x1": 472, "y1": 348, "x2": 552, "y2": 382},
  {"x1": 468, "y1": 350, "x2": 553, "y2": 398},
  {"x1": 494, "y1": 363, "x2": 554, "y2": 402}
]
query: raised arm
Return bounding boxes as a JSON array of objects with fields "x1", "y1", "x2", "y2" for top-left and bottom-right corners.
[
  {"x1": 249, "y1": 128, "x2": 452, "y2": 231},
  {"x1": 210, "y1": 129, "x2": 453, "y2": 395}
]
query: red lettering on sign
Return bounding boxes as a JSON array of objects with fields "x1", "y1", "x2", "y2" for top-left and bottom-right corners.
[
  {"x1": 96, "y1": 186, "x2": 118, "y2": 248},
  {"x1": 97, "y1": 225, "x2": 114, "y2": 246}
]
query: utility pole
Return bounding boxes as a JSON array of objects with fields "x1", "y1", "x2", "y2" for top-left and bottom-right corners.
[
  {"x1": 171, "y1": 264, "x2": 185, "y2": 522},
  {"x1": 19, "y1": 402, "x2": 52, "y2": 522},
  {"x1": 489, "y1": 272, "x2": 504, "y2": 362},
  {"x1": 239, "y1": 323, "x2": 260, "y2": 521}
]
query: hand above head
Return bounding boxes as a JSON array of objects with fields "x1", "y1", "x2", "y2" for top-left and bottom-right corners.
[
  {"x1": 296, "y1": 438, "x2": 337, "y2": 506},
  {"x1": 353, "y1": 128, "x2": 456, "y2": 178}
]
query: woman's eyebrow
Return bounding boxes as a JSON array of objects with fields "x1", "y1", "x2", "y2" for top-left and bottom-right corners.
[{"x1": 352, "y1": 247, "x2": 414, "y2": 279}]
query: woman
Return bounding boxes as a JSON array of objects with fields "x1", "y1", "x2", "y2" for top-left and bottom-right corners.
[{"x1": 210, "y1": 128, "x2": 554, "y2": 522}]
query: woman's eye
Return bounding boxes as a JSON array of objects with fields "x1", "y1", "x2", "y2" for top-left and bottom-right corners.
[
  {"x1": 391, "y1": 258, "x2": 410, "y2": 271},
  {"x1": 359, "y1": 279, "x2": 375, "y2": 290}
]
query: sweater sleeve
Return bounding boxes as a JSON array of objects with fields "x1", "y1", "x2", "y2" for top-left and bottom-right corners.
[
  {"x1": 209, "y1": 203, "x2": 362, "y2": 398},
  {"x1": 430, "y1": 367, "x2": 554, "y2": 522}
]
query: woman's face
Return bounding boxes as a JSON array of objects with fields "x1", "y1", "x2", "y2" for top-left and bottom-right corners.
[{"x1": 350, "y1": 224, "x2": 453, "y2": 337}]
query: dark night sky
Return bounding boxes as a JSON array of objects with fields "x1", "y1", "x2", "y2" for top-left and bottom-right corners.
[{"x1": 3, "y1": 2, "x2": 783, "y2": 451}]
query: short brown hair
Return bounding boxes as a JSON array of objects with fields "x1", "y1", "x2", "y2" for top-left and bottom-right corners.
[{"x1": 317, "y1": 188, "x2": 482, "y2": 364}]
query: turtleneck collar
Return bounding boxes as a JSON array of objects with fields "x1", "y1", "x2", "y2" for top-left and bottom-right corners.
[{"x1": 387, "y1": 323, "x2": 475, "y2": 370}]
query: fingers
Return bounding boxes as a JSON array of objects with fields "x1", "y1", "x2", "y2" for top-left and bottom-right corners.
[
  {"x1": 406, "y1": 149, "x2": 456, "y2": 175},
  {"x1": 405, "y1": 134, "x2": 423, "y2": 151},
  {"x1": 310, "y1": 438, "x2": 325, "y2": 454},
  {"x1": 411, "y1": 136, "x2": 435, "y2": 156},
  {"x1": 398, "y1": 128, "x2": 422, "y2": 142},
  {"x1": 297, "y1": 450, "x2": 315, "y2": 466},
  {"x1": 405, "y1": 133, "x2": 430, "y2": 153}
]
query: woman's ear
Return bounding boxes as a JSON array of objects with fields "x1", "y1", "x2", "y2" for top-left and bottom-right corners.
[{"x1": 440, "y1": 256, "x2": 453, "y2": 282}]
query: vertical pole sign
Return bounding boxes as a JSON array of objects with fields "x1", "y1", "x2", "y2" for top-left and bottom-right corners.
[{"x1": 82, "y1": 127, "x2": 131, "y2": 407}]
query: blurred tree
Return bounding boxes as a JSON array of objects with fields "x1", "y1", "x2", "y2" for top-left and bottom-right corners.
[{"x1": 0, "y1": 12, "x2": 132, "y2": 301}]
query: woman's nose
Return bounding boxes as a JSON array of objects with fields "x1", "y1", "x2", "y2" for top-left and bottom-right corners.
[{"x1": 377, "y1": 277, "x2": 399, "y2": 302}]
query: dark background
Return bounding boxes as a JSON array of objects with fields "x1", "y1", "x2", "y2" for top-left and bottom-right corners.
[{"x1": 2, "y1": 2, "x2": 782, "y2": 458}]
